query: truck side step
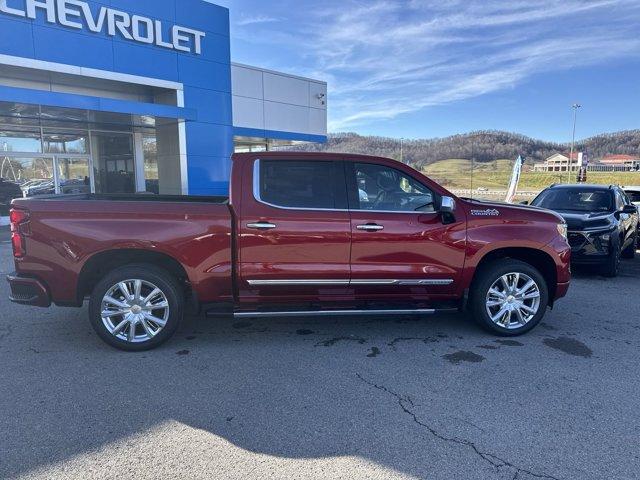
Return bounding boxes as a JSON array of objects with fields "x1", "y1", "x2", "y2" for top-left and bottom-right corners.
[{"x1": 232, "y1": 308, "x2": 437, "y2": 319}]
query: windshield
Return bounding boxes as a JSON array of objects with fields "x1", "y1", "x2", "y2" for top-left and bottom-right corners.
[{"x1": 532, "y1": 189, "x2": 614, "y2": 212}]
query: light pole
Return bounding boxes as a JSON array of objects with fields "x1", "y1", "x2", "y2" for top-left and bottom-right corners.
[
  {"x1": 400, "y1": 137, "x2": 405, "y2": 164},
  {"x1": 568, "y1": 103, "x2": 581, "y2": 183}
]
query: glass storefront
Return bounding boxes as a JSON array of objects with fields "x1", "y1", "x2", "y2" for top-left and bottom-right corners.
[{"x1": 0, "y1": 102, "x2": 161, "y2": 198}]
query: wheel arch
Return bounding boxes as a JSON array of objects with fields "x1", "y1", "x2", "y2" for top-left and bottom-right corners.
[
  {"x1": 469, "y1": 247, "x2": 557, "y2": 306},
  {"x1": 77, "y1": 249, "x2": 191, "y2": 305}
]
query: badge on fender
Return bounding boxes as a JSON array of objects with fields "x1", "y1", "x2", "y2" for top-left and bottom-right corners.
[{"x1": 470, "y1": 209, "x2": 500, "y2": 216}]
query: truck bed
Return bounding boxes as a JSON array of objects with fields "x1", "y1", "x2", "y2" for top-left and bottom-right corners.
[{"x1": 11, "y1": 194, "x2": 234, "y2": 306}]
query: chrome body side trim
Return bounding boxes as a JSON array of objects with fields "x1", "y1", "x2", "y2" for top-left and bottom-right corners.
[
  {"x1": 247, "y1": 280, "x2": 350, "y2": 286},
  {"x1": 246, "y1": 279, "x2": 454, "y2": 286},
  {"x1": 350, "y1": 279, "x2": 454, "y2": 286},
  {"x1": 234, "y1": 309, "x2": 436, "y2": 318}
]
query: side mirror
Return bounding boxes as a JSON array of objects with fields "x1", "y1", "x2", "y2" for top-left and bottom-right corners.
[
  {"x1": 519, "y1": 200, "x2": 529, "y2": 205},
  {"x1": 622, "y1": 204, "x2": 638, "y2": 214},
  {"x1": 440, "y1": 196, "x2": 456, "y2": 214}
]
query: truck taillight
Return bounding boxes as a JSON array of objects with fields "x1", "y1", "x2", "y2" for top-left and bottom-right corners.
[{"x1": 9, "y1": 208, "x2": 30, "y2": 259}]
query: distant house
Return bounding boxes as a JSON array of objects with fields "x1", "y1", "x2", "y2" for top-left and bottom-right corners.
[
  {"x1": 533, "y1": 152, "x2": 640, "y2": 173},
  {"x1": 533, "y1": 152, "x2": 580, "y2": 172},
  {"x1": 598, "y1": 154, "x2": 640, "y2": 170}
]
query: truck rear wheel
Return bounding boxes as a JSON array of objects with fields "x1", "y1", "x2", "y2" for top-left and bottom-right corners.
[
  {"x1": 470, "y1": 260, "x2": 549, "y2": 336},
  {"x1": 88, "y1": 264, "x2": 183, "y2": 351}
]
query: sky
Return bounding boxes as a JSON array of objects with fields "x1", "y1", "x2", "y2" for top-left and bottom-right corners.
[{"x1": 212, "y1": 0, "x2": 640, "y2": 142}]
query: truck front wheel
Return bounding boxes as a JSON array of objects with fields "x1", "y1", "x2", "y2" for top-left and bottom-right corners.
[
  {"x1": 470, "y1": 260, "x2": 549, "y2": 336},
  {"x1": 88, "y1": 264, "x2": 184, "y2": 351}
]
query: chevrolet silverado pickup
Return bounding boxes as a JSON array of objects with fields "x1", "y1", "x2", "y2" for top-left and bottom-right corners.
[{"x1": 7, "y1": 153, "x2": 571, "y2": 351}]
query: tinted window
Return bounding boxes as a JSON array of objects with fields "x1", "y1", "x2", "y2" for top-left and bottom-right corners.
[
  {"x1": 532, "y1": 189, "x2": 613, "y2": 212},
  {"x1": 259, "y1": 160, "x2": 339, "y2": 209},
  {"x1": 353, "y1": 163, "x2": 435, "y2": 212},
  {"x1": 626, "y1": 191, "x2": 640, "y2": 203}
]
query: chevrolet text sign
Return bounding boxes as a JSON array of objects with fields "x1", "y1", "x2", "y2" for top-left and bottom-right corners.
[{"x1": 0, "y1": 0, "x2": 206, "y2": 54}]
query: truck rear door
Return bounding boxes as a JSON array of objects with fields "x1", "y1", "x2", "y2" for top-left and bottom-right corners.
[{"x1": 236, "y1": 157, "x2": 351, "y2": 301}]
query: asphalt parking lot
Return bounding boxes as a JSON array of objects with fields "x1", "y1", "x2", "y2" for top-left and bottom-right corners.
[{"x1": 0, "y1": 238, "x2": 639, "y2": 480}]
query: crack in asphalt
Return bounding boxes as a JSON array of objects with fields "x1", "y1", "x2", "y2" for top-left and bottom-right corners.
[{"x1": 355, "y1": 373, "x2": 561, "y2": 480}]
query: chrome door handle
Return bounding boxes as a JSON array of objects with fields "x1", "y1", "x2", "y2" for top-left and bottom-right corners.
[
  {"x1": 357, "y1": 224, "x2": 384, "y2": 231},
  {"x1": 247, "y1": 222, "x2": 277, "y2": 230}
]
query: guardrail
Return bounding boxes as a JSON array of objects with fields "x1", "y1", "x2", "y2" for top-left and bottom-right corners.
[{"x1": 450, "y1": 189, "x2": 539, "y2": 198}]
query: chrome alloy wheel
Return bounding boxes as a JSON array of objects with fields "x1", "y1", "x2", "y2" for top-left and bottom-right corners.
[
  {"x1": 485, "y1": 272, "x2": 541, "y2": 330},
  {"x1": 100, "y1": 279, "x2": 170, "y2": 343}
]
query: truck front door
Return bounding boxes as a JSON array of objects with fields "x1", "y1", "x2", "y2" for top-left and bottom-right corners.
[
  {"x1": 237, "y1": 157, "x2": 351, "y2": 302},
  {"x1": 345, "y1": 159, "x2": 467, "y2": 301}
]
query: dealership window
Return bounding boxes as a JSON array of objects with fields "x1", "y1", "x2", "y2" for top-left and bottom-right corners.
[
  {"x1": 43, "y1": 130, "x2": 88, "y2": 154},
  {"x1": 143, "y1": 135, "x2": 159, "y2": 194},
  {"x1": 7, "y1": 157, "x2": 55, "y2": 196},
  {"x1": 57, "y1": 157, "x2": 91, "y2": 194},
  {"x1": 0, "y1": 128, "x2": 42, "y2": 153},
  {"x1": 92, "y1": 132, "x2": 136, "y2": 194}
]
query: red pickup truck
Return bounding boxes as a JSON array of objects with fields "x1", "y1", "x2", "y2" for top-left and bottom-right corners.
[{"x1": 7, "y1": 153, "x2": 571, "y2": 351}]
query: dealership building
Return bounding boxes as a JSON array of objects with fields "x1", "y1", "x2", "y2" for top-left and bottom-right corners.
[{"x1": 0, "y1": 0, "x2": 327, "y2": 197}]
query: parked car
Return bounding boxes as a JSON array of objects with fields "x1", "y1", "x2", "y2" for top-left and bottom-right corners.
[
  {"x1": 0, "y1": 177, "x2": 23, "y2": 215},
  {"x1": 530, "y1": 184, "x2": 638, "y2": 277},
  {"x1": 7, "y1": 153, "x2": 571, "y2": 351}
]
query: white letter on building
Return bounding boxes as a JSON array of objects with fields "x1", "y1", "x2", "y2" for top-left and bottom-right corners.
[
  {"x1": 172, "y1": 26, "x2": 206, "y2": 55},
  {"x1": 172, "y1": 26, "x2": 190, "y2": 53},
  {"x1": 131, "y1": 15, "x2": 154, "y2": 44},
  {"x1": 26, "y1": 0, "x2": 56, "y2": 23},
  {"x1": 0, "y1": 0, "x2": 26, "y2": 18},
  {"x1": 107, "y1": 9, "x2": 132, "y2": 40},
  {"x1": 80, "y1": 3, "x2": 106, "y2": 33},
  {"x1": 154, "y1": 20, "x2": 173, "y2": 49},
  {"x1": 56, "y1": 0, "x2": 83, "y2": 29}
]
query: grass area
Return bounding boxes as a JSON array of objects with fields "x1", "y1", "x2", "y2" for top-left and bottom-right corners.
[{"x1": 421, "y1": 159, "x2": 640, "y2": 191}]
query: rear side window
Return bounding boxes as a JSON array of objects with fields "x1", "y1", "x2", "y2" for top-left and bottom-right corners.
[{"x1": 258, "y1": 160, "x2": 344, "y2": 209}]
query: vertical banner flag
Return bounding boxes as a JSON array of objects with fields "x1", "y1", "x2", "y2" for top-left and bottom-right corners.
[
  {"x1": 577, "y1": 150, "x2": 588, "y2": 183},
  {"x1": 505, "y1": 155, "x2": 525, "y2": 204}
]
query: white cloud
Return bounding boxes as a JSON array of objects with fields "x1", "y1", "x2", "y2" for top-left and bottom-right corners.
[
  {"x1": 236, "y1": 14, "x2": 281, "y2": 26},
  {"x1": 232, "y1": 0, "x2": 640, "y2": 130}
]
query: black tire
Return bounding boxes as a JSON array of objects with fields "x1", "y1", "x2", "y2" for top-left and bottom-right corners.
[
  {"x1": 602, "y1": 239, "x2": 621, "y2": 277},
  {"x1": 88, "y1": 264, "x2": 184, "y2": 351},
  {"x1": 622, "y1": 234, "x2": 637, "y2": 259},
  {"x1": 470, "y1": 259, "x2": 549, "y2": 336}
]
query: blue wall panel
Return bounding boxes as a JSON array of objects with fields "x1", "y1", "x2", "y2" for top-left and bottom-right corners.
[
  {"x1": 183, "y1": 87, "x2": 232, "y2": 125},
  {"x1": 108, "y1": 0, "x2": 177, "y2": 22},
  {"x1": 112, "y1": 41, "x2": 180, "y2": 81},
  {"x1": 33, "y1": 25, "x2": 114, "y2": 71},
  {"x1": 0, "y1": 17, "x2": 35, "y2": 58},
  {"x1": 178, "y1": 57, "x2": 231, "y2": 91},
  {"x1": 185, "y1": 123, "x2": 234, "y2": 157},
  {"x1": 187, "y1": 155, "x2": 232, "y2": 196},
  {"x1": 176, "y1": 1, "x2": 230, "y2": 36}
]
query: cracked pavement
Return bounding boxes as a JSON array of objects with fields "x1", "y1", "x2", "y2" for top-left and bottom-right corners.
[{"x1": 1, "y1": 238, "x2": 639, "y2": 479}]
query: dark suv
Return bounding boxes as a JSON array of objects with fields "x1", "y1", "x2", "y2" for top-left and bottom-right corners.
[
  {"x1": 0, "y1": 178, "x2": 23, "y2": 216},
  {"x1": 530, "y1": 184, "x2": 638, "y2": 277}
]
